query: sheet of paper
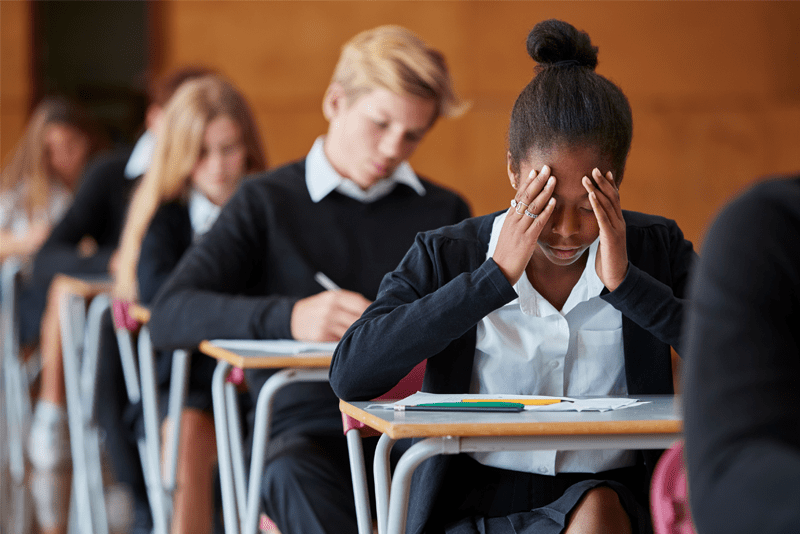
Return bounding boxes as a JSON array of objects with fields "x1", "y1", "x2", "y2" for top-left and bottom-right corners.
[
  {"x1": 367, "y1": 392, "x2": 645, "y2": 412},
  {"x1": 209, "y1": 339, "x2": 337, "y2": 355}
]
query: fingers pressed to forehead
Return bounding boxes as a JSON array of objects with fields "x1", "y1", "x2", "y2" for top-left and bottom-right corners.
[
  {"x1": 516, "y1": 165, "x2": 551, "y2": 204},
  {"x1": 523, "y1": 197, "x2": 556, "y2": 233},
  {"x1": 527, "y1": 176, "x2": 556, "y2": 214}
]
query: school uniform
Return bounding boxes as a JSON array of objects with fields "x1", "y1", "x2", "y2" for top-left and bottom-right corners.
[
  {"x1": 331, "y1": 209, "x2": 696, "y2": 534},
  {"x1": 137, "y1": 191, "x2": 226, "y2": 412},
  {"x1": 32, "y1": 130, "x2": 153, "y2": 284},
  {"x1": 148, "y1": 138, "x2": 471, "y2": 534},
  {"x1": 684, "y1": 176, "x2": 800, "y2": 534}
]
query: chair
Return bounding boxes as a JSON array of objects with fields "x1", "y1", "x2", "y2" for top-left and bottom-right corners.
[
  {"x1": 111, "y1": 300, "x2": 190, "y2": 534},
  {"x1": 342, "y1": 361, "x2": 426, "y2": 534},
  {"x1": 650, "y1": 439, "x2": 697, "y2": 534}
]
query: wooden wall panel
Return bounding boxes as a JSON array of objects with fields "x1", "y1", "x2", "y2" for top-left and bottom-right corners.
[
  {"x1": 151, "y1": 1, "x2": 800, "y2": 248},
  {"x1": 0, "y1": 1, "x2": 32, "y2": 167}
]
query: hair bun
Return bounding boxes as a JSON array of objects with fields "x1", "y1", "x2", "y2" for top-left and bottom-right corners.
[{"x1": 526, "y1": 19, "x2": 598, "y2": 70}]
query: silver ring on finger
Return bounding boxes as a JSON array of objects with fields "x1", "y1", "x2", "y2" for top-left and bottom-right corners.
[
  {"x1": 514, "y1": 200, "x2": 529, "y2": 215},
  {"x1": 524, "y1": 209, "x2": 537, "y2": 219}
]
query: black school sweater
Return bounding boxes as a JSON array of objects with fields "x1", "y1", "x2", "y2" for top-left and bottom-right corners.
[{"x1": 149, "y1": 159, "x2": 470, "y2": 436}]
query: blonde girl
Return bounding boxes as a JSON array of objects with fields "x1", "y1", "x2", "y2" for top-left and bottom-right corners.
[{"x1": 1, "y1": 96, "x2": 104, "y2": 263}]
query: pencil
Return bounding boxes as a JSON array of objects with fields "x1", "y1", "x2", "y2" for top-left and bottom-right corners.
[{"x1": 460, "y1": 398, "x2": 566, "y2": 406}]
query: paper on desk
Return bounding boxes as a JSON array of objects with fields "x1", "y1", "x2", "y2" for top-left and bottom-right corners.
[
  {"x1": 209, "y1": 339, "x2": 338, "y2": 355},
  {"x1": 368, "y1": 392, "x2": 645, "y2": 412}
]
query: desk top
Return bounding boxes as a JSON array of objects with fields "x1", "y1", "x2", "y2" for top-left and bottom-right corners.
[
  {"x1": 199, "y1": 339, "x2": 333, "y2": 369},
  {"x1": 340, "y1": 395, "x2": 682, "y2": 440}
]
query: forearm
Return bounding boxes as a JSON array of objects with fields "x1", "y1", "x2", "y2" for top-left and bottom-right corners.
[
  {"x1": 149, "y1": 288, "x2": 297, "y2": 350},
  {"x1": 32, "y1": 245, "x2": 113, "y2": 285},
  {"x1": 601, "y1": 263, "x2": 687, "y2": 350},
  {"x1": 331, "y1": 258, "x2": 515, "y2": 401}
]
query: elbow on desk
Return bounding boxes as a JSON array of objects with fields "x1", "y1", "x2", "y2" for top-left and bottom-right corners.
[{"x1": 328, "y1": 354, "x2": 372, "y2": 402}]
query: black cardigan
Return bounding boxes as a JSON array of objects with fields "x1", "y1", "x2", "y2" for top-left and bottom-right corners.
[
  {"x1": 33, "y1": 148, "x2": 137, "y2": 285},
  {"x1": 331, "y1": 209, "x2": 696, "y2": 534}
]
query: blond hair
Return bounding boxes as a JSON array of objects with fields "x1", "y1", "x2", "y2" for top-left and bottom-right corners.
[
  {"x1": 1, "y1": 96, "x2": 104, "y2": 220},
  {"x1": 115, "y1": 75, "x2": 267, "y2": 300},
  {"x1": 327, "y1": 25, "x2": 468, "y2": 122}
]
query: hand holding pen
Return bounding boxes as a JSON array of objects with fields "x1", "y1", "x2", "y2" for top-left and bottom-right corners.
[{"x1": 290, "y1": 272, "x2": 372, "y2": 342}]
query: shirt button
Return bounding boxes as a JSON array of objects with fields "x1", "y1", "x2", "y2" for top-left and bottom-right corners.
[
  {"x1": 550, "y1": 360, "x2": 560, "y2": 369},
  {"x1": 538, "y1": 466, "x2": 548, "y2": 474}
]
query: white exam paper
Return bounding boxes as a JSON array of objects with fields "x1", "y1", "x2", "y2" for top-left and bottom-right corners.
[
  {"x1": 209, "y1": 339, "x2": 337, "y2": 355},
  {"x1": 368, "y1": 392, "x2": 645, "y2": 412}
]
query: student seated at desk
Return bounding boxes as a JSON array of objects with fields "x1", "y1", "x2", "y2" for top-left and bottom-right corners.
[
  {"x1": 1, "y1": 95, "x2": 105, "y2": 347},
  {"x1": 149, "y1": 25, "x2": 471, "y2": 534},
  {"x1": 114, "y1": 74, "x2": 266, "y2": 534},
  {"x1": 26, "y1": 66, "x2": 213, "y2": 534},
  {"x1": 682, "y1": 176, "x2": 800, "y2": 534},
  {"x1": 330, "y1": 19, "x2": 696, "y2": 534}
]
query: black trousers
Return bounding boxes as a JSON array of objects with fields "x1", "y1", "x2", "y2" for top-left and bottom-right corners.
[{"x1": 258, "y1": 432, "x2": 367, "y2": 534}]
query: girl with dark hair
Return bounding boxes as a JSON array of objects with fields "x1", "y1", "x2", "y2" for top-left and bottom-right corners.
[{"x1": 330, "y1": 19, "x2": 696, "y2": 534}]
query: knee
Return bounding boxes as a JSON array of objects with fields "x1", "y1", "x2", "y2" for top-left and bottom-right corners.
[{"x1": 567, "y1": 486, "x2": 631, "y2": 534}]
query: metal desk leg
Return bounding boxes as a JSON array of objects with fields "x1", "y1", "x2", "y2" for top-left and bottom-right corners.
[
  {"x1": 386, "y1": 437, "x2": 459, "y2": 534},
  {"x1": 226, "y1": 379, "x2": 247, "y2": 523},
  {"x1": 243, "y1": 368, "x2": 330, "y2": 534},
  {"x1": 374, "y1": 433, "x2": 396, "y2": 534},
  {"x1": 137, "y1": 327, "x2": 170, "y2": 534},
  {"x1": 1, "y1": 260, "x2": 29, "y2": 485},
  {"x1": 346, "y1": 428, "x2": 372, "y2": 534},
  {"x1": 212, "y1": 360, "x2": 240, "y2": 534},
  {"x1": 165, "y1": 349, "x2": 190, "y2": 496}
]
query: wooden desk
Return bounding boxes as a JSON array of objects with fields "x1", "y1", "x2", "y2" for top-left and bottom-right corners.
[
  {"x1": 341, "y1": 395, "x2": 682, "y2": 534},
  {"x1": 200, "y1": 340, "x2": 334, "y2": 534}
]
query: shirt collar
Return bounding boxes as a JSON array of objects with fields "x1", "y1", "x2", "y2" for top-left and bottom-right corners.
[
  {"x1": 486, "y1": 211, "x2": 603, "y2": 316},
  {"x1": 124, "y1": 131, "x2": 155, "y2": 179},
  {"x1": 188, "y1": 189, "x2": 221, "y2": 237},
  {"x1": 305, "y1": 136, "x2": 425, "y2": 203}
]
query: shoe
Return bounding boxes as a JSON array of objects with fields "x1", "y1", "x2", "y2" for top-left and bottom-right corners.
[{"x1": 27, "y1": 400, "x2": 70, "y2": 470}]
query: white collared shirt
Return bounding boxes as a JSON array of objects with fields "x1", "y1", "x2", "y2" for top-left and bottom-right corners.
[
  {"x1": 305, "y1": 136, "x2": 425, "y2": 203},
  {"x1": 188, "y1": 189, "x2": 221, "y2": 238},
  {"x1": 469, "y1": 211, "x2": 634, "y2": 475},
  {"x1": 124, "y1": 131, "x2": 155, "y2": 180}
]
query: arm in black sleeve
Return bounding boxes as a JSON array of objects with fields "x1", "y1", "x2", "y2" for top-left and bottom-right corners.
[
  {"x1": 32, "y1": 151, "x2": 130, "y2": 283},
  {"x1": 330, "y1": 230, "x2": 517, "y2": 401},
  {"x1": 148, "y1": 182, "x2": 300, "y2": 350},
  {"x1": 684, "y1": 178, "x2": 800, "y2": 533},
  {"x1": 602, "y1": 215, "x2": 697, "y2": 352},
  {"x1": 137, "y1": 203, "x2": 192, "y2": 306}
]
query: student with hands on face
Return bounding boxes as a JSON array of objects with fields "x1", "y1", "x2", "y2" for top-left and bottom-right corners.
[
  {"x1": 331, "y1": 19, "x2": 696, "y2": 534},
  {"x1": 494, "y1": 157, "x2": 629, "y2": 300}
]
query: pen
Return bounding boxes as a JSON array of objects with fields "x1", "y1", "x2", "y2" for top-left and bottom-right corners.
[
  {"x1": 314, "y1": 272, "x2": 341, "y2": 291},
  {"x1": 460, "y1": 398, "x2": 568, "y2": 406},
  {"x1": 394, "y1": 402, "x2": 525, "y2": 413}
]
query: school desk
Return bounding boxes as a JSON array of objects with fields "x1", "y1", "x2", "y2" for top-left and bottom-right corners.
[
  {"x1": 199, "y1": 339, "x2": 334, "y2": 534},
  {"x1": 57, "y1": 274, "x2": 113, "y2": 534},
  {"x1": 340, "y1": 395, "x2": 682, "y2": 534}
]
